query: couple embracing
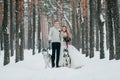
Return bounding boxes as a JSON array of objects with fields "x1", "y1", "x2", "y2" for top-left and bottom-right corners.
[{"x1": 49, "y1": 20, "x2": 83, "y2": 69}]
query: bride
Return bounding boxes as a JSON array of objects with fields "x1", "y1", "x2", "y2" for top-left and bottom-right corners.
[{"x1": 59, "y1": 25, "x2": 84, "y2": 69}]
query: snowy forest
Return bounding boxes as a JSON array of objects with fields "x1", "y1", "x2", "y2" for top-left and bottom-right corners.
[
  {"x1": 0, "y1": 0, "x2": 120, "y2": 66},
  {"x1": 0, "y1": 0, "x2": 120, "y2": 80}
]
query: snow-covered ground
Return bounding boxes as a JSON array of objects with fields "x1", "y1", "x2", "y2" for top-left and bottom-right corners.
[{"x1": 0, "y1": 49, "x2": 120, "y2": 80}]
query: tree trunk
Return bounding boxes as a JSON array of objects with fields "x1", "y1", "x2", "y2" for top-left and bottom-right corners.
[
  {"x1": 0, "y1": 32, "x2": 4, "y2": 50},
  {"x1": 78, "y1": 0, "x2": 82, "y2": 49},
  {"x1": 85, "y1": 16, "x2": 89, "y2": 57},
  {"x1": 0, "y1": 1, "x2": 2, "y2": 28},
  {"x1": 81, "y1": 22, "x2": 85, "y2": 54},
  {"x1": 2, "y1": 0, "x2": 10, "y2": 65},
  {"x1": 106, "y1": 0, "x2": 114, "y2": 60},
  {"x1": 10, "y1": 0, "x2": 14, "y2": 56},
  {"x1": 95, "y1": 0, "x2": 100, "y2": 51},
  {"x1": 28, "y1": 0, "x2": 32, "y2": 49},
  {"x1": 19, "y1": 0, "x2": 24, "y2": 61},
  {"x1": 112, "y1": 0, "x2": 120, "y2": 60},
  {"x1": 71, "y1": 1, "x2": 76, "y2": 48},
  {"x1": 81, "y1": 0, "x2": 89, "y2": 56},
  {"x1": 106, "y1": 18, "x2": 109, "y2": 50},
  {"x1": 99, "y1": 21, "x2": 105, "y2": 59},
  {"x1": 3, "y1": 33, "x2": 10, "y2": 65},
  {"x1": 98, "y1": 0, "x2": 105, "y2": 59},
  {"x1": 104, "y1": 1, "x2": 109, "y2": 50},
  {"x1": 38, "y1": 0, "x2": 41, "y2": 53},
  {"x1": 32, "y1": 0, "x2": 36, "y2": 55},
  {"x1": 72, "y1": 0, "x2": 80, "y2": 50},
  {"x1": 15, "y1": 0, "x2": 20, "y2": 62},
  {"x1": 89, "y1": 0, "x2": 94, "y2": 58},
  {"x1": 0, "y1": 1, "x2": 3, "y2": 50},
  {"x1": 81, "y1": 0, "x2": 85, "y2": 54}
]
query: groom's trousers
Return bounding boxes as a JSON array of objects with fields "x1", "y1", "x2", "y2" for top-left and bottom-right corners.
[{"x1": 51, "y1": 42, "x2": 61, "y2": 67}]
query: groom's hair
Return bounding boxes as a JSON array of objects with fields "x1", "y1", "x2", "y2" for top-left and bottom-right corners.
[{"x1": 54, "y1": 19, "x2": 59, "y2": 23}]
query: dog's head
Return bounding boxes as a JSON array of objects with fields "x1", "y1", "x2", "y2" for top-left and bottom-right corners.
[
  {"x1": 63, "y1": 48, "x2": 69, "y2": 57},
  {"x1": 41, "y1": 48, "x2": 49, "y2": 56}
]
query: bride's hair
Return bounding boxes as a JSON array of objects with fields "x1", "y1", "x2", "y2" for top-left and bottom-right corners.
[{"x1": 61, "y1": 25, "x2": 71, "y2": 38}]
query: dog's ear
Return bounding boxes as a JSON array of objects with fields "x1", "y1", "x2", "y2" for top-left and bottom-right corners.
[
  {"x1": 41, "y1": 48, "x2": 44, "y2": 52},
  {"x1": 41, "y1": 49, "x2": 44, "y2": 54},
  {"x1": 41, "y1": 48, "x2": 47, "y2": 52},
  {"x1": 66, "y1": 53, "x2": 69, "y2": 57},
  {"x1": 64, "y1": 48, "x2": 68, "y2": 52},
  {"x1": 63, "y1": 54, "x2": 65, "y2": 57}
]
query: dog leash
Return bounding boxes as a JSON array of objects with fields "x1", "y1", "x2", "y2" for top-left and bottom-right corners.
[{"x1": 48, "y1": 42, "x2": 51, "y2": 50}]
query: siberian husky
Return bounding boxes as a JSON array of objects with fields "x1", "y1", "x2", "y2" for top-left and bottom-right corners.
[
  {"x1": 41, "y1": 48, "x2": 52, "y2": 68},
  {"x1": 62, "y1": 48, "x2": 71, "y2": 68}
]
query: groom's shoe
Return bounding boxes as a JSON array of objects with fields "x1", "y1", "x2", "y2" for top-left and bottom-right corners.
[
  {"x1": 52, "y1": 63, "x2": 55, "y2": 68},
  {"x1": 56, "y1": 64, "x2": 60, "y2": 68}
]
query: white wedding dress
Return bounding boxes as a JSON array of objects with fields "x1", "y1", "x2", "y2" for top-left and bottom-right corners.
[{"x1": 59, "y1": 32, "x2": 84, "y2": 69}]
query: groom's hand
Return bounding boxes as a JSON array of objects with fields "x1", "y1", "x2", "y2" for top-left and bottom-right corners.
[{"x1": 48, "y1": 40, "x2": 51, "y2": 43}]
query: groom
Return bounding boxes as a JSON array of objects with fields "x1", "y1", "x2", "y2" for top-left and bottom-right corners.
[{"x1": 49, "y1": 20, "x2": 61, "y2": 68}]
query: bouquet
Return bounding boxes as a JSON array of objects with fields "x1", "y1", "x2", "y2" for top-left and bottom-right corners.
[{"x1": 63, "y1": 36, "x2": 71, "y2": 42}]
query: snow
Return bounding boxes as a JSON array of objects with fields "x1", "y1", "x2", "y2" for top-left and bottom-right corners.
[{"x1": 0, "y1": 49, "x2": 120, "y2": 80}]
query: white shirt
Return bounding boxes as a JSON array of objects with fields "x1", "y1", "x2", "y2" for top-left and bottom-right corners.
[{"x1": 49, "y1": 27, "x2": 61, "y2": 43}]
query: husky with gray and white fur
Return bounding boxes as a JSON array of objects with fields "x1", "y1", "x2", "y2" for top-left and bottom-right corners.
[{"x1": 41, "y1": 48, "x2": 52, "y2": 68}]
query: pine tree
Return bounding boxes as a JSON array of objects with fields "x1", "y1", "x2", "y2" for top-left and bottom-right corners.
[
  {"x1": 81, "y1": 0, "x2": 89, "y2": 56},
  {"x1": 95, "y1": 0, "x2": 100, "y2": 51},
  {"x1": 98, "y1": 0, "x2": 105, "y2": 59},
  {"x1": 72, "y1": 0, "x2": 80, "y2": 50},
  {"x1": 32, "y1": 0, "x2": 36, "y2": 55},
  {"x1": 19, "y1": 0, "x2": 24, "y2": 61},
  {"x1": 15, "y1": 0, "x2": 20, "y2": 62},
  {"x1": 10, "y1": 0, "x2": 14, "y2": 56},
  {"x1": 106, "y1": 0, "x2": 114, "y2": 60},
  {"x1": 0, "y1": 1, "x2": 2, "y2": 27},
  {"x1": 89, "y1": 0, "x2": 94, "y2": 58},
  {"x1": 0, "y1": 1, "x2": 2, "y2": 50},
  {"x1": 28, "y1": 0, "x2": 32, "y2": 49},
  {"x1": 112, "y1": 0, "x2": 120, "y2": 60},
  {"x1": 0, "y1": 0, "x2": 3, "y2": 50},
  {"x1": 38, "y1": 0, "x2": 41, "y2": 53},
  {"x1": 2, "y1": 0, "x2": 10, "y2": 65}
]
